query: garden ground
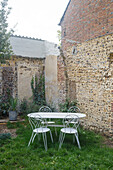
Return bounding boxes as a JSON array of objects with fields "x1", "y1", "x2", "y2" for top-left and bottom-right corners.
[{"x1": 0, "y1": 117, "x2": 113, "y2": 169}]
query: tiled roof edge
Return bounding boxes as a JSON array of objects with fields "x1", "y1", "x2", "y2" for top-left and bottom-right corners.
[
  {"x1": 11, "y1": 34, "x2": 45, "y2": 41},
  {"x1": 58, "y1": 0, "x2": 71, "y2": 26}
]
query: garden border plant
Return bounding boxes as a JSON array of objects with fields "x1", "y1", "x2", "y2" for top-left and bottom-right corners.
[{"x1": 59, "y1": 98, "x2": 79, "y2": 112}]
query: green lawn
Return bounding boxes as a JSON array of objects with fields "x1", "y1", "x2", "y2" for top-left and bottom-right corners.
[{"x1": 0, "y1": 119, "x2": 113, "y2": 170}]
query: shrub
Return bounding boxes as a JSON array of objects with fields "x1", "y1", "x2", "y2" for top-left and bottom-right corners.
[
  {"x1": 59, "y1": 99, "x2": 78, "y2": 112},
  {"x1": 0, "y1": 133, "x2": 11, "y2": 140},
  {"x1": 19, "y1": 98, "x2": 28, "y2": 115},
  {"x1": 0, "y1": 95, "x2": 10, "y2": 118}
]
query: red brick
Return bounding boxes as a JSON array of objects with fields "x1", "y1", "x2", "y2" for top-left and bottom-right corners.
[{"x1": 60, "y1": 0, "x2": 113, "y2": 50}]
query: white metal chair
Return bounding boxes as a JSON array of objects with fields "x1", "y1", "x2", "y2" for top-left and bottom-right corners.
[
  {"x1": 68, "y1": 106, "x2": 80, "y2": 113},
  {"x1": 28, "y1": 114, "x2": 53, "y2": 151},
  {"x1": 59, "y1": 114, "x2": 81, "y2": 149},
  {"x1": 39, "y1": 106, "x2": 55, "y2": 125},
  {"x1": 68, "y1": 106, "x2": 81, "y2": 130},
  {"x1": 39, "y1": 106, "x2": 64, "y2": 136}
]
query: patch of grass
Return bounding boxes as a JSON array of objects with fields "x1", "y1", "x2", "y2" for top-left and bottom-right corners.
[{"x1": 0, "y1": 120, "x2": 113, "y2": 169}]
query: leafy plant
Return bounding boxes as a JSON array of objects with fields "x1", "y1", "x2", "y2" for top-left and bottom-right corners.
[
  {"x1": 0, "y1": 0, "x2": 14, "y2": 63},
  {"x1": 9, "y1": 97, "x2": 18, "y2": 111},
  {"x1": 59, "y1": 99, "x2": 78, "y2": 112},
  {"x1": 0, "y1": 94, "x2": 10, "y2": 117},
  {"x1": 57, "y1": 29, "x2": 61, "y2": 47},
  {"x1": 31, "y1": 74, "x2": 46, "y2": 106},
  {"x1": 19, "y1": 99, "x2": 41, "y2": 115},
  {"x1": 0, "y1": 133, "x2": 11, "y2": 140},
  {"x1": 19, "y1": 98, "x2": 28, "y2": 115}
]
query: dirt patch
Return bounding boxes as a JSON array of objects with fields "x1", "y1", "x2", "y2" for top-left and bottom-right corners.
[
  {"x1": 0, "y1": 124, "x2": 17, "y2": 138},
  {"x1": 0, "y1": 116, "x2": 25, "y2": 138},
  {"x1": 102, "y1": 136, "x2": 113, "y2": 148}
]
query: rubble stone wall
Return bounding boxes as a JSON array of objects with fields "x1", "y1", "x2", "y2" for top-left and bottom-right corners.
[{"x1": 58, "y1": 34, "x2": 113, "y2": 136}]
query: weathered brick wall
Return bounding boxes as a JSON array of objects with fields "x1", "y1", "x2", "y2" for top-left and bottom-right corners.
[
  {"x1": 2, "y1": 67, "x2": 15, "y2": 99},
  {"x1": 0, "y1": 57, "x2": 45, "y2": 102},
  {"x1": 58, "y1": 34, "x2": 113, "y2": 136},
  {"x1": 0, "y1": 66, "x2": 16, "y2": 100},
  {"x1": 57, "y1": 54, "x2": 67, "y2": 103},
  {"x1": 12, "y1": 56, "x2": 45, "y2": 101},
  {"x1": 57, "y1": 49, "x2": 77, "y2": 104},
  {"x1": 61, "y1": 0, "x2": 113, "y2": 50}
]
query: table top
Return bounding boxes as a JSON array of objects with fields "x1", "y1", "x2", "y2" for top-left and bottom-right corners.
[{"x1": 27, "y1": 112, "x2": 86, "y2": 119}]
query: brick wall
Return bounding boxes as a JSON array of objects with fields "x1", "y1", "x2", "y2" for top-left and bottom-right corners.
[
  {"x1": 61, "y1": 0, "x2": 113, "y2": 50},
  {"x1": 58, "y1": 34, "x2": 113, "y2": 136}
]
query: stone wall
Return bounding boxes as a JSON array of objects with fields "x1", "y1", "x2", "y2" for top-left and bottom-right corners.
[
  {"x1": 14, "y1": 56, "x2": 45, "y2": 101},
  {"x1": 45, "y1": 55, "x2": 58, "y2": 110},
  {"x1": 2, "y1": 67, "x2": 15, "y2": 98},
  {"x1": 58, "y1": 34, "x2": 113, "y2": 136},
  {"x1": 57, "y1": 50, "x2": 76, "y2": 104},
  {"x1": 60, "y1": 0, "x2": 113, "y2": 50},
  {"x1": 0, "y1": 56, "x2": 45, "y2": 102},
  {"x1": 0, "y1": 66, "x2": 17, "y2": 99}
]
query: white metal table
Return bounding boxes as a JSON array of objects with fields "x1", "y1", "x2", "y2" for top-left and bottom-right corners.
[
  {"x1": 27, "y1": 112, "x2": 86, "y2": 119},
  {"x1": 27, "y1": 112, "x2": 86, "y2": 148}
]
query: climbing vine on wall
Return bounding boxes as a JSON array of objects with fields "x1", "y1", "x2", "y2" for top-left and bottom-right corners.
[{"x1": 31, "y1": 74, "x2": 46, "y2": 106}]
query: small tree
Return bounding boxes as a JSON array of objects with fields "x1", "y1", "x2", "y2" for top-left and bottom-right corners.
[{"x1": 0, "y1": 0, "x2": 13, "y2": 63}]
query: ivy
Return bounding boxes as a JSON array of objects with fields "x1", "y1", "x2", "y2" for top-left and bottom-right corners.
[{"x1": 31, "y1": 74, "x2": 46, "y2": 106}]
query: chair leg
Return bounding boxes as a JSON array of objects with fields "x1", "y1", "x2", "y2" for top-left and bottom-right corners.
[
  {"x1": 38, "y1": 133, "x2": 41, "y2": 141},
  {"x1": 32, "y1": 133, "x2": 37, "y2": 143},
  {"x1": 61, "y1": 133, "x2": 65, "y2": 145},
  {"x1": 45, "y1": 133, "x2": 48, "y2": 151},
  {"x1": 75, "y1": 133, "x2": 81, "y2": 149},
  {"x1": 59, "y1": 131, "x2": 62, "y2": 143},
  {"x1": 55, "y1": 127, "x2": 57, "y2": 136},
  {"x1": 28, "y1": 131, "x2": 34, "y2": 146},
  {"x1": 59, "y1": 132, "x2": 62, "y2": 149},
  {"x1": 42, "y1": 132, "x2": 47, "y2": 151},
  {"x1": 59, "y1": 131, "x2": 64, "y2": 143},
  {"x1": 73, "y1": 135, "x2": 75, "y2": 143},
  {"x1": 49, "y1": 130, "x2": 53, "y2": 143},
  {"x1": 59, "y1": 132, "x2": 65, "y2": 149}
]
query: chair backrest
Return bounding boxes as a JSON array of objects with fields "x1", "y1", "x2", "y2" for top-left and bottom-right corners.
[
  {"x1": 28, "y1": 114, "x2": 43, "y2": 130},
  {"x1": 39, "y1": 106, "x2": 52, "y2": 112},
  {"x1": 68, "y1": 106, "x2": 80, "y2": 113},
  {"x1": 63, "y1": 114, "x2": 79, "y2": 129}
]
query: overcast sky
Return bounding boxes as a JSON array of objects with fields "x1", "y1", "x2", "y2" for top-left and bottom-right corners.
[{"x1": 4, "y1": 0, "x2": 69, "y2": 43}]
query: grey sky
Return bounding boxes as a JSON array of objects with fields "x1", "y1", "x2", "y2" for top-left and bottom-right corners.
[{"x1": 5, "y1": 0, "x2": 69, "y2": 43}]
